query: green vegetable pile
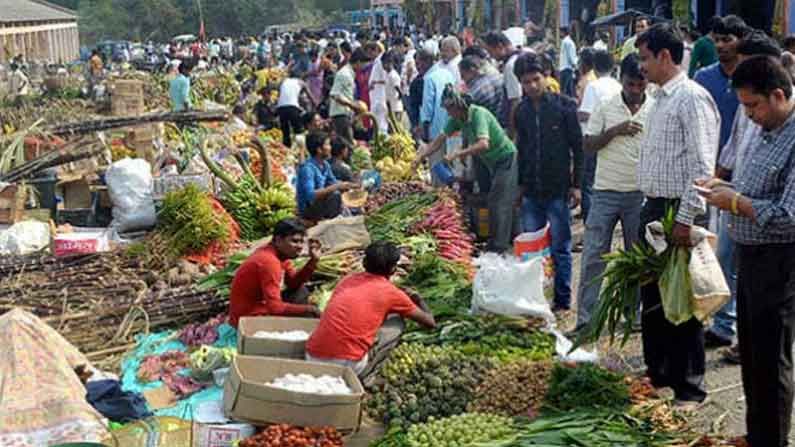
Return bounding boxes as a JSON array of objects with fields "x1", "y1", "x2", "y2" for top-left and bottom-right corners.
[
  {"x1": 404, "y1": 316, "x2": 555, "y2": 363},
  {"x1": 544, "y1": 363, "x2": 630, "y2": 412},
  {"x1": 158, "y1": 184, "x2": 230, "y2": 258},
  {"x1": 351, "y1": 145, "x2": 374, "y2": 172},
  {"x1": 471, "y1": 410, "x2": 682, "y2": 446},
  {"x1": 366, "y1": 193, "x2": 436, "y2": 242},
  {"x1": 468, "y1": 361, "x2": 554, "y2": 417},
  {"x1": 406, "y1": 413, "x2": 516, "y2": 447},
  {"x1": 368, "y1": 343, "x2": 495, "y2": 429},
  {"x1": 398, "y1": 254, "x2": 472, "y2": 317}
]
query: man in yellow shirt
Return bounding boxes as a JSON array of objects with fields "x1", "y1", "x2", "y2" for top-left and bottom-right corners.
[{"x1": 621, "y1": 16, "x2": 651, "y2": 60}]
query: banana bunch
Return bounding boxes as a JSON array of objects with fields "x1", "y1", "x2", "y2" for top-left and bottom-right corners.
[
  {"x1": 258, "y1": 128, "x2": 283, "y2": 143},
  {"x1": 376, "y1": 156, "x2": 414, "y2": 182},
  {"x1": 256, "y1": 183, "x2": 296, "y2": 231},
  {"x1": 222, "y1": 176, "x2": 296, "y2": 241},
  {"x1": 386, "y1": 132, "x2": 417, "y2": 163}
]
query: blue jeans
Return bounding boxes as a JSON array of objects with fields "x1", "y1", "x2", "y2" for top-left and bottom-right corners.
[
  {"x1": 710, "y1": 211, "x2": 737, "y2": 341},
  {"x1": 521, "y1": 196, "x2": 573, "y2": 308},
  {"x1": 581, "y1": 152, "x2": 597, "y2": 224},
  {"x1": 576, "y1": 190, "x2": 644, "y2": 328}
]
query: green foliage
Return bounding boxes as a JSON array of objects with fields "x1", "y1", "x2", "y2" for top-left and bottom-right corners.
[
  {"x1": 544, "y1": 364, "x2": 630, "y2": 412},
  {"x1": 52, "y1": 0, "x2": 350, "y2": 45}
]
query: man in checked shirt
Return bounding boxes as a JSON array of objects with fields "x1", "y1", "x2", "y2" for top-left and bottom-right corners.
[
  {"x1": 699, "y1": 56, "x2": 795, "y2": 447},
  {"x1": 635, "y1": 23, "x2": 720, "y2": 406}
]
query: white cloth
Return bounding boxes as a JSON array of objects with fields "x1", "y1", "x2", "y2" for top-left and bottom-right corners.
[
  {"x1": 593, "y1": 40, "x2": 608, "y2": 51},
  {"x1": 559, "y1": 35, "x2": 578, "y2": 71},
  {"x1": 8, "y1": 69, "x2": 29, "y2": 96},
  {"x1": 586, "y1": 92, "x2": 655, "y2": 192},
  {"x1": 386, "y1": 70, "x2": 403, "y2": 114},
  {"x1": 369, "y1": 55, "x2": 387, "y2": 110},
  {"x1": 504, "y1": 53, "x2": 522, "y2": 100},
  {"x1": 277, "y1": 78, "x2": 303, "y2": 108},
  {"x1": 401, "y1": 48, "x2": 417, "y2": 91},
  {"x1": 437, "y1": 54, "x2": 462, "y2": 86},
  {"x1": 579, "y1": 75, "x2": 622, "y2": 116}
]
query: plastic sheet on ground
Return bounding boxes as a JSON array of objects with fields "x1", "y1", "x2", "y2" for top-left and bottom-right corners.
[{"x1": 120, "y1": 323, "x2": 237, "y2": 420}]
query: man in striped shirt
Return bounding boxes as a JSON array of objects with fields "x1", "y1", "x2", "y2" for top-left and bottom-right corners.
[
  {"x1": 636, "y1": 23, "x2": 720, "y2": 406},
  {"x1": 574, "y1": 53, "x2": 653, "y2": 331}
]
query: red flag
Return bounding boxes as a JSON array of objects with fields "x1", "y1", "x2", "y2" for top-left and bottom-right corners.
[{"x1": 199, "y1": 20, "x2": 206, "y2": 41}]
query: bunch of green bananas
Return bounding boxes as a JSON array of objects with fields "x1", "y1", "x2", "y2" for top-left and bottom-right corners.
[
  {"x1": 222, "y1": 176, "x2": 297, "y2": 241},
  {"x1": 256, "y1": 183, "x2": 296, "y2": 232}
]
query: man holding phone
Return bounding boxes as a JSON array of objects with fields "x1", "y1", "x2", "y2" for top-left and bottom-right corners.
[
  {"x1": 698, "y1": 56, "x2": 795, "y2": 447},
  {"x1": 574, "y1": 53, "x2": 654, "y2": 332}
]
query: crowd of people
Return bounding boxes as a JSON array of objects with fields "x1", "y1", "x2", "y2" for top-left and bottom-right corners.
[{"x1": 209, "y1": 16, "x2": 795, "y2": 447}]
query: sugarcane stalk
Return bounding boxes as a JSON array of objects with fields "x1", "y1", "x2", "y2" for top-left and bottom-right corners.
[
  {"x1": 200, "y1": 138, "x2": 238, "y2": 190},
  {"x1": 250, "y1": 137, "x2": 272, "y2": 188}
]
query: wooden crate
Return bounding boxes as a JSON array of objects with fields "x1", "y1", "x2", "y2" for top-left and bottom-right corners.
[
  {"x1": 0, "y1": 185, "x2": 25, "y2": 224},
  {"x1": 110, "y1": 79, "x2": 144, "y2": 96}
]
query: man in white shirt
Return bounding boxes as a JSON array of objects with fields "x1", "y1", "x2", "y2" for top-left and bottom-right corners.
[
  {"x1": 559, "y1": 26, "x2": 578, "y2": 97},
  {"x1": 593, "y1": 32, "x2": 609, "y2": 51},
  {"x1": 7, "y1": 63, "x2": 29, "y2": 100},
  {"x1": 482, "y1": 31, "x2": 527, "y2": 132},
  {"x1": 437, "y1": 36, "x2": 462, "y2": 87},
  {"x1": 277, "y1": 71, "x2": 318, "y2": 148},
  {"x1": 578, "y1": 50, "x2": 622, "y2": 224},
  {"x1": 575, "y1": 53, "x2": 653, "y2": 331}
]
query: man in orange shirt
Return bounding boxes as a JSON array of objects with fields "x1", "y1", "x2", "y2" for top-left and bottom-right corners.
[
  {"x1": 306, "y1": 241, "x2": 436, "y2": 377},
  {"x1": 228, "y1": 219, "x2": 321, "y2": 327}
]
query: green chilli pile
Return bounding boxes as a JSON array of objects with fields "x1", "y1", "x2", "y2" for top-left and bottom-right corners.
[
  {"x1": 405, "y1": 315, "x2": 555, "y2": 363},
  {"x1": 368, "y1": 343, "x2": 495, "y2": 429},
  {"x1": 406, "y1": 413, "x2": 516, "y2": 447},
  {"x1": 397, "y1": 254, "x2": 472, "y2": 317}
]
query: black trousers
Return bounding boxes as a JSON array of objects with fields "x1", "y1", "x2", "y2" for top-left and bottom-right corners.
[
  {"x1": 737, "y1": 242, "x2": 795, "y2": 447},
  {"x1": 639, "y1": 197, "x2": 707, "y2": 402},
  {"x1": 278, "y1": 105, "x2": 303, "y2": 148},
  {"x1": 302, "y1": 191, "x2": 342, "y2": 222}
]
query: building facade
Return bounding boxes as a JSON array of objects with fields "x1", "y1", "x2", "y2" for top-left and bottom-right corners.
[{"x1": 0, "y1": 0, "x2": 79, "y2": 64}]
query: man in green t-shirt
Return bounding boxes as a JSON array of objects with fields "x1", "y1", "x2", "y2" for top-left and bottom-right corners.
[
  {"x1": 413, "y1": 85, "x2": 518, "y2": 253},
  {"x1": 688, "y1": 17, "x2": 720, "y2": 77}
]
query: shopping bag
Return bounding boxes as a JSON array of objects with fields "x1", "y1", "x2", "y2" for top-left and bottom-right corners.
[
  {"x1": 689, "y1": 230, "x2": 730, "y2": 322},
  {"x1": 514, "y1": 224, "x2": 555, "y2": 300},
  {"x1": 472, "y1": 253, "x2": 554, "y2": 322},
  {"x1": 658, "y1": 246, "x2": 694, "y2": 325}
]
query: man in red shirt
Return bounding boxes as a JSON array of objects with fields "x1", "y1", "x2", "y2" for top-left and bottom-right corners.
[
  {"x1": 306, "y1": 241, "x2": 436, "y2": 376},
  {"x1": 228, "y1": 219, "x2": 321, "y2": 327}
]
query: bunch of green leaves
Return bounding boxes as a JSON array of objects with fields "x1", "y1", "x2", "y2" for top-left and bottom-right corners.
[
  {"x1": 398, "y1": 253, "x2": 472, "y2": 317},
  {"x1": 472, "y1": 410, "x2": 683, "y2": 446},
  {"x1": 544, "y1": 363, "x2": 630, "y2": 412},
  {"x1": 369, "y1": 427, "x2": 410, "y2": 447},
  {"x1": 196, "y1": 251, "x2": 249, "y2": 297},
  {"x1": 158, "y1": 184, "x2": 230, "y2": 258},
  {"x1": 573, "y1": 207, "x2": 676, "y2": 349},
  {"x1": 403, "y1": 315, "x2": 555, "y2": 363},
  {"x1": 365, "y1": 193, "x2": 436, "y2": 242}
]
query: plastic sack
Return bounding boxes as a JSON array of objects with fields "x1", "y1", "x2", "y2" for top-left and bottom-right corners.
[
  {"x1": 106, "y1": 158, "x2": 156, "y2": 232},
  {"x1": 0, "y1": 220, "x2": 50, "y2": 255},
  {"x1": 658, "y1": 246, "x2": 694, "y2": 325},
  {"x1": 472, "y1": 253, "x2": 554, "y2": 322},
  {"x1": 689, "y1": 230, "x2": 730, "y2": 322},
  {"x1": 552, "y1": 329, "x2": 599, "y2": 363},
  {"x1": 514, "y1": 224, "x2": 555, "y2": 300}
]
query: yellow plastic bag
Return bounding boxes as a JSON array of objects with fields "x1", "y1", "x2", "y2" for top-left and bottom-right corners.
[{"x1": 658, "y1": 247, "x2": 694, "y2": 325}]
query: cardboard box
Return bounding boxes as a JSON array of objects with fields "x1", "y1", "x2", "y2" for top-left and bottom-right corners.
[
  {"x1": 223, "y1": 356, "x2": 364, "y2": 431},
  {"x1": 192, "y1": 401, "x2": 255, "y2": 447},
  {"x1": 237, "y1": 317, "x2": 319, "y2": 359},
  {"x1": 0, "y1": 184, "x2": 25, "y2": 224}
]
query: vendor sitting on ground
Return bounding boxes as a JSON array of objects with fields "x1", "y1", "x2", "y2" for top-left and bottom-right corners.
[
  {"x1": 228, "y1": 219, "x2": 321, "y2": 327},
  {"x1": 306, "y1": 241, "x2": 436, "y2": 377},
  {"x1": 296, "y1": 131, "x2": 356, "y2": 222}
]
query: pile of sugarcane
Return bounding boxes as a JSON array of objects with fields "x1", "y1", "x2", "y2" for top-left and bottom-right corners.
[{"x1": 0, "y1": 252, "x2": 226, "y2": 361}]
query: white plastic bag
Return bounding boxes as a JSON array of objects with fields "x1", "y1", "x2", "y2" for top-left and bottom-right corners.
[
  {"x1": 689, "y1": 228, "x2": 730, "y2": 322},
  {"x1": 0, "y1": 220, "x2": 50, "y2": 255},
  {"x1": 472, "y1": 253, "x2": 554, "y2": 322},
  {"x1": 106, "y1": 158, "x2": 156, "y2": 232}
]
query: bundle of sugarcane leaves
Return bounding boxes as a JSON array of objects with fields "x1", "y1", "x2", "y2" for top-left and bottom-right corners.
[
  {"x1": 470, "y1": 409, "x2": 685, "y2": 446},
  {"x1": 572, "y1": 208, "x2": 676, "y2": 350}
]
